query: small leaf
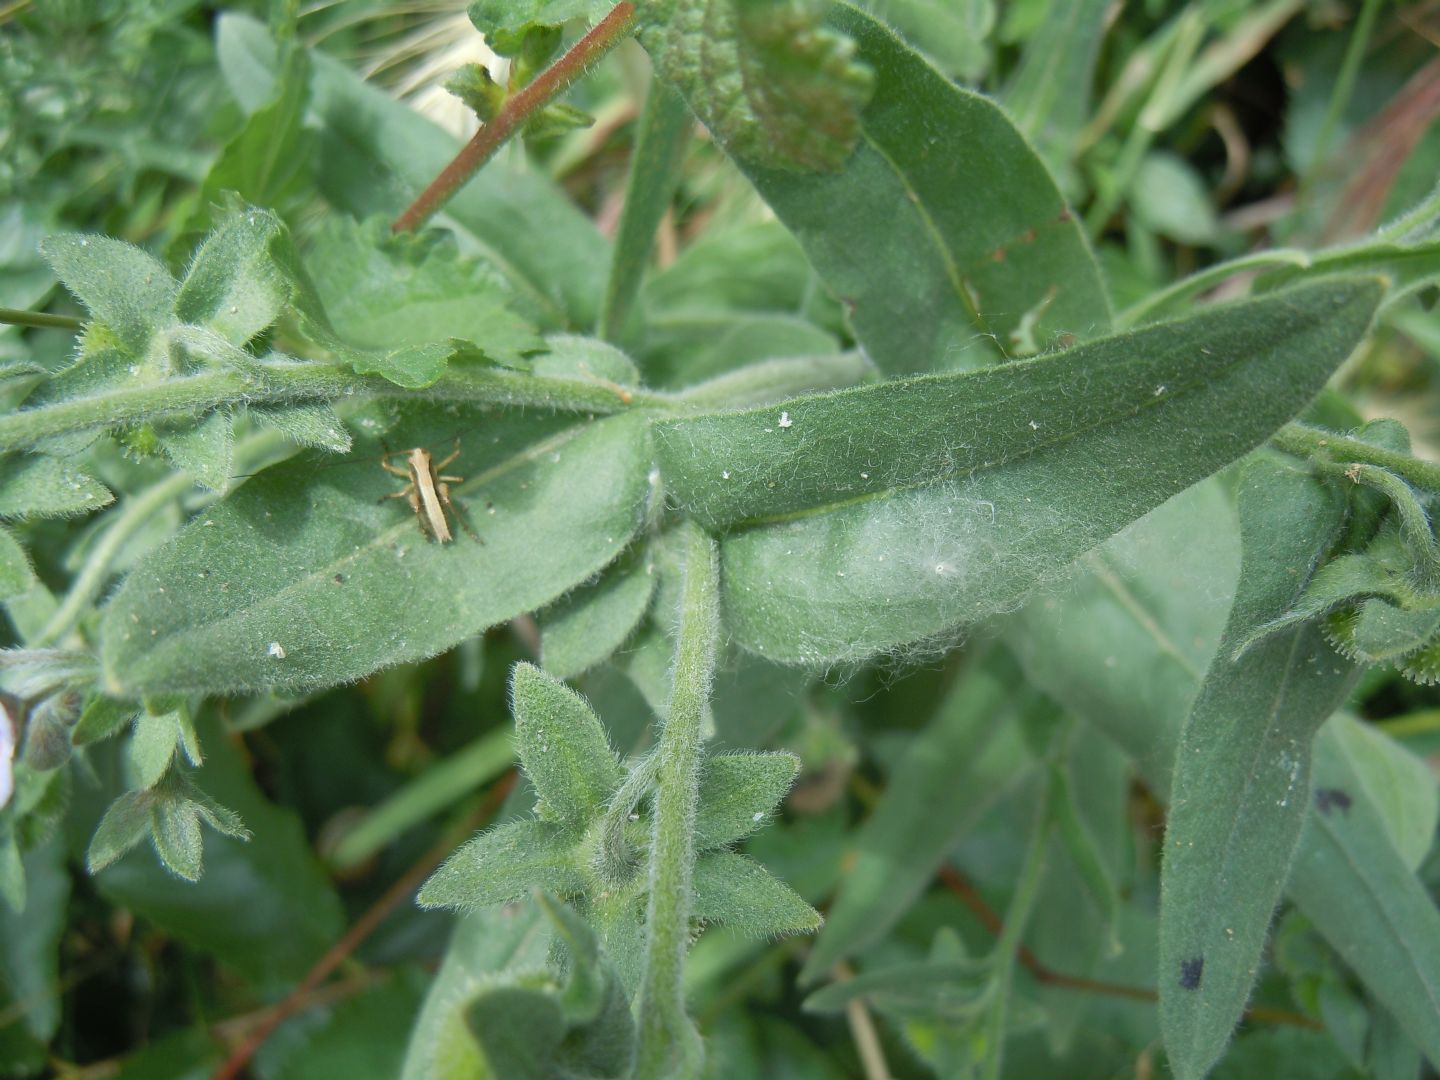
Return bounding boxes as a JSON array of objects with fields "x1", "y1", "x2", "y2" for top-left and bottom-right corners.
[
  {"x1": 71, "y1": 696, "x2": 140, "y2": 747},
  {"x1": 174, "y1": 206, "x2": 291, "y2": 346},
  {"x1": 464, "y1": 986, "x2": 568, "y2": 1076},
  {"x1": 21, "y1": 690, "x2": 81, "y2": 771},
  {"x1": 539, "y1": 550, "x2": 656, "y2": 679},
  {"x1": 803, "y1": 960, "x2": 992, "y2": 1020},
  {"x1": 39, "y1": 234, "x2": 177, "y2": 356},
  {"x1": 0, "y1": 455, "x2": 113, "y2": 519},
  {"x1": 86, "y1": 790, "x2": 153, "y2": 874},
  {"x1": 248, "y1": 403, "x2": 351, "y2": 453},
  {"x1": 693, "y1": 751, "x2": 799, "y2": 851},
  {"x1": 1159, "y1": 457, "x2": 1357, "y2": 1080},
  {"x1": 418, "y1": 820, "x2": 585, "y2": 911},
  {"x1": 691, "y1": 851, "x2": 821, "y2": 936},
  {"x1": 511, "y1": 662, "x2": 623, "y2": 826},
  {"x1": 640, "y1": 0, "x2": 874, "y2": 172},
  {"x1": 159, "y1": 408, "x2": 235, "y2": 493},
  {"x1": 466, "y1": 0, "x2": 611, "y2": 56},
  {"x1": 149, "y1": 796, "x2": 204, "y2": 882},
  {"x1": 0, "y1": 524, "x2": 35, "y2": 601},
  {"x1": 129, "y1": 707, "x2": 182, "y2": 789}
]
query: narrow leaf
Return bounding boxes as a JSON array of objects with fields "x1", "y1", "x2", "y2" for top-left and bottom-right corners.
[
  {"x1": 708, "y1": 1, "x2": 1110, "y2": 372},
  {"x1": 86, "y1": 791, "x2": 153, "y2": 874},
  {"x1": 248, "y1": 402, "x2": 351, "y2": 453},
  {"x1": 0, "y1": 524, "x2": 35, "y2": 601},
  {"x1": 1160, "y1": 457, "x2": 1357, "y2": 1080},
  {"x1": 418, "y1": 820, "x2": 586, "y2": 911},
  {"x1": 693, "y1": 752, "x2": 800, "y2": 851},
  {"x1": 149, "y1": 797, "x2": 204, "y2": 882},
  {"x1": 99, "y1": 410, "x2": 653, "y2": 695},
  {"x1": 39, "y1": 234, "x2": 177, "y2": 356},
  {"x1": 129, "y1": 708, "x2": 182, "y2": 790},
  {"x1": 539, "y1": 550, "x2": 656, "y2": 679},
  {"x1": 174, "y1": 206, "x2": 291, "y2": 346},
  {"x1": 511, "y1": 662, "x2": 623, "y2": 826},
  {"x1": 159, "y1": 408, "x2": 235, "y2": 493},
  {"x1": 691, "y1": 851, "x2": 821, "y2": 936},
  {"x1": 0, "y1": 455, "x2": 113, "y2": 519},
  {"x1": 71, "y1": 696, "x2": 139, "y2": 747},
  {"x1": 682, "y1": 279, "x2": 1381, "y2": 663}
]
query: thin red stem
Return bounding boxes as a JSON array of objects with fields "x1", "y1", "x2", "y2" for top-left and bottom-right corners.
[{"x1": 393, "y1": 3, "x2": 638, "y2": 233}]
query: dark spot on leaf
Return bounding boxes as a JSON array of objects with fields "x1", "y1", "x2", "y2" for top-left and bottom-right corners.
[
  {"x1": 990, "y1": 247, "x2": 1006, "y2": 263},
  {"x1": 1315, "y1": 788, "x2": 1352, "y2": 814},
  {"x1": 333, "y1": 574, "x2": 344, "y2": 585},
  {"x1": 1057, "y1": 207, "x2": 1074, "y2": 223},
  {"x1": 1020, "y1": 228, "x2": 1037, "y2": 243},
  {"x1": 1179, "y1": 957, "x2": 1204, "y2": 990}
]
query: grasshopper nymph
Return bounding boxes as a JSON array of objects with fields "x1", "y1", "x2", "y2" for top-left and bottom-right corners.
[{"x1": 380, "y1": 440, "x2": 479, "y2": 544}]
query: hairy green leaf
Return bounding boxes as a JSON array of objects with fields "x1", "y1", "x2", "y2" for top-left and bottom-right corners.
[
  {"x1": 418, "y1": 820, "x2": 586, "y2": 911},
  {"x1": 85, "y1": 790, "x2": 153, "y2": 874},
  {"x1": 710, "y1": 2, "x2": 1109, "y2": 372},
  {"x1": 468, "y1": 0, "x2": 612, "y2": 55},
  {"x1": 1159, "y1": 457, "x2": 1357, "y2": 1080},
  {"x1": 640, "y1": 0, "x2": 873, "y2": 173},
  {"x1": 800, "y1": 651, "x2": 1034, "y2": 981},
  {"x1": 674, "y1": 279, "x2": 1379, "y2": 663},
  {"x1": 174, "y1": 206, "x2": 291, "y2": 346},
  {"x1": 539, "y1": 550, "x2": 656, "y2": 679},
  {"x1": 149, "y1": 796, "x2": 204, "y2": 881},
  {"x1": 0, "y1": 525, "x2": 33, "y2": 601},
  {"x1": 1327, "y1": 714, "x2": 1437, "y2": 871},
  {"x1": 99, "y1": 409, "x2": 653, "y2": 695},
  {"x1": 0, "y1": 455, "x2": 113, "y2": 519},
  {"x1": 39, "y1": 234, "x2": 177, "y2": 356},
  {"x1": 511, "y1": 662, "x2": 623, "y2": 826},
  {"x1": 158, "y1": 408, "x2": 234, "y2": 493},
  {"x1": 694, "y1": 752, "x2": 799, "y2": 851},
  {"x1": 248, "y1": 403, "x2": 351, "y2": 453},
  {"x1": 691, "y1": 851, "x2": 821, "y2": 936}
]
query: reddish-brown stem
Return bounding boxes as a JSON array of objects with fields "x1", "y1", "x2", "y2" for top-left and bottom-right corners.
[
  {"x1": 936, "y1": 866, "x2": 1322, "y2": 1031},
  {"x1": 392, "y1": 3, "x2": 639, "y2": 233},
  {"x1": 213, "y1": 770, "x2": 518, "y2": 1080}
]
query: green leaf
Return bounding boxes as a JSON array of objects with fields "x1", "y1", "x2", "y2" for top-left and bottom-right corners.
[
  {"x1": 799, "y1": 651, "x2": 1034, "y2": 981},
  {"x1": 174, "y1": 206, "x2": 291, "y2": 347},
  {"x1": 400, "y1": 902, "x2": 553, "y2": 1080},
  {"x1": 1131, "y1": 153, "x2": 1219, "y2": 246},
  {"x1": 299, "y1": 218, "x2": 543, "y2": 387},
  {"x1": 159, "y1": 408, "x2": 235, "y2": 493},
  {"x1": 511, "y1": 662, "x2": 623, "y2": 826},
  {"x1": 248, "y1": 403, "x2": 351, "y2": 453},
  {"x1": 0, "y1": 455, "x2": 113, "y2": 519},
  {"x1": 129, "y1": 706, "x2": 185, "y2": 789},
  {"x1": 85, "y1": 790, "x2": 152, "y2": 874},
  {"x1": 70, "y1": 696, "x2": 139, "y2": 748},
  {"x1": 99, "y1": 409, "x2": 653, "y2": 695},
  {"x1": 693, "y1": 751, "x2": 799, "y2": 851},
  {"x1": 0, "y1": 839, "x2": 69, "y2": 1041},
  {"x1": 1289, "y1": 721, "x2": 1440, "y2": 1072},
  {"x1": 672, "y1": 279, "x2": 1381, "y2": 663},
  {"x1": 467, "y1": 0, "x2": 612, "y2": 55},
  {"x1": 0, "y1": 525, "x2": 34, "y2": 601},
  {"x1": 691, "y1": 851, "x2": 821, "y2": 936},
  {"x1": 539, "y1": 550, "x2": 656, "y2": 679},
  {"x1": 465, "y1": 986, "x2": 568, "y2": 1077},
  {"x1": 217, "y1": 15, "x2": 611, "y2": 330},
  {"x1": 21, "y1": 690, "x2": 80, "y2": 772},
  {"x1": 803, "y1": 959, "x2": 992, "y2": 1019},
  {"x1": 640, "y1": 0, "x2": 874, "y2": 173},
  {"x1": 1326, "y1": 714, "x2": 1437, "y2": 871},
  {"x1": 39, "y1": 234, "x2": 177, "y2": 356},
  {"x1": 149, "y1": 795, "x2": 204, "y2": 882},
  {"x1": 1159, "y1": 457, "x2": 1357, "y2": 1080},
  {"x1": 708, "y1": 1, "x2": 1109, "y2": 373},
  {"x1": 418, "y1": 820, "x2": 586, "y2": 911},
  {"x1": 864, "y1": 0, "x2": 995, "y2": 80}
]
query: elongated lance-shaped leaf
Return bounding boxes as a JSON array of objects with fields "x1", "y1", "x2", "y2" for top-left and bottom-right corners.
[
  {"x1": 174, "y1": 206, "x2": 291, "y2": 346},
  {"x1": 1288, "y1": 720, "x2": 1440, "y2": 1071},
  {"x1": 1159, "y1": 456, "x2": 1358, "y2": 1080},
  {"x1": 690, "y1": 852, "x2": 821, "y2": 936},
  {"x1": 666, "y1": 278, "x2": 1380, "y2": 664},
  {"x1": 418, "y1": 820, "x2": 587, "y2": 911},
  {"x1": 99, "y1": 409, "x2": 653, "y2": 695},
  {"x1": 538, "y1": 548, "x2": 656, "y2": 680},
  {"x1": 511, "y1": 662, "x2": 623, "y2": 827},
  {"x1": 693, "y1": 751, "x2": 799, "y2": 851},
  {"x1": 39, "y1": 234, "x2": 177, "y2": 356},
  {"x1": 704, "y1": 1, "x2": 1110, "y2": 372},
  {"x1": 800, "y1": 649, "x2": 1036, "y2": 982}
]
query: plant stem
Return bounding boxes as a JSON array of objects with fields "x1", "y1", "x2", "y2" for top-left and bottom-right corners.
[
  {"x1": 0, "y1": 362, "x2": 671, "y2": 455},
  {"x1": 1305, "y1": 0, "x2": 1381, "y2": 192},
  {"x1": 981, "y1": 775, "x2": 1054, "y2": 1080},
  {"x1": 392, "y1": 3, "x2": 639, "y2": 234},
  {"x1": 599, "y1": 79, "x2": 692, "y2": 342},
  {"x1": 1117, "y1": 249, "x2": 1312, "y2": 326},
  {"x1": 0, "y1": 307, "x2": 83, "y2": 331},
  {"x1": 1274, "y1": 423, "x2": 1440, "y2": 493},
  {"x1": 635, "y1": 521, "x2": 719, "y2": 1080}
]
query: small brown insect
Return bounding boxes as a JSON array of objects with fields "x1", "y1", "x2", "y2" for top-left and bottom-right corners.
[{"x1": 379, "y1": 440, "x2": 479, "y2": 543}]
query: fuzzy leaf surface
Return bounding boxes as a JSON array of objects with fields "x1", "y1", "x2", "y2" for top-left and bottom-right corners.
[
  {"x1": 39, "y1": 235, "x2": 177, "y2": 355},
  {"x1": 708, "y1": 1, "x2": 1109, "y2": 372},
  {"x1": 468, "y1": 0, "x2": 612, "y2": 54},
  {"x1": 691, "y1": 851, "x2": 821, "y2": 936},
  {"x1": 538, "y1": 548, "x2": 655, "y2": 679},
  {"x1": 0, "y1": 456, "x2": 113, "y2": 519},
  {"x1": 693, "y1": 751, "x2": 799, "y2": 851},
  {"x1": 174, "y1": 207, "x2": 291, "y2": 346},
  {"x1": 99, "y1": 409, "x2": 652, "y2": 694},
  {"x1": 511, "y1": 662, "x2": 623, "y2": 826},
  {"x1": 418, "y1": 820, "x2": 586, "y2": 911},
  {"x1": 0, "y1": 525, "x2": 33, "y2": 600},
  {"x1": 640, "y1": 0, "x2": 874, "y2": 173},
  {"x1": 670, "y1": 279, "x2": 1380, "y2": 663},
  {"x1": 1159, "y1": 458, "x2": 1357, "y2": 1080}
]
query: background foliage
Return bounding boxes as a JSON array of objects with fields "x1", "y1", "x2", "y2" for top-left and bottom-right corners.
[{"x1": 3, "y1": 0, "x2": 1440, "y2": 1078}]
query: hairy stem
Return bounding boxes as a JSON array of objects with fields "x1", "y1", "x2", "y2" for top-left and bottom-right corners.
[
  {"x1": 0, "y1": 307, "x2": 83, "y2": 331},
  {"x1": 1274, "y1": 422, "x2": 1440, "y2": 494},
  {"x1": 393, "y1": 3, "x2": 639, "y2": 233},
  {"x1": 635, "y1": 521, "x2": 719, "y2": 1079},
  {"x1": 0, "y1": 362, "x2": 672, "y2": 454},
  {"x1": 599, "y1": 79, "x2": 693, "y2": 342}
]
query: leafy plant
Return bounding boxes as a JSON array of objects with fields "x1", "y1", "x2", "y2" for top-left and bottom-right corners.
[{"x1": 3, "y1": 1, "x2": 1440, "y2": 1078}]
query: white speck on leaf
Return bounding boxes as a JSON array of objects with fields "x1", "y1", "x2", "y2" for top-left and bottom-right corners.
[
  {"x1": 752, "y1": 811, "x2": 764, "y2": 822},
  {"x1": 722, "y1": 470, "x2": 731, "y2": 480},
  {"x1": 268, "y1": 642, "x2": 286, "y2": 659},
  {"x1": 1029, "y1": 420, "x2": 1039, "y2": 430},
  {"x1": 1155, "y1": 385, "x2": 1166, "y2": 396},
  {"x1": 778, "y1": 411, "x2": 793, "y2": 429},
  {"x1": 860, "y1": 471, "x2": 869, "y2": 479}
]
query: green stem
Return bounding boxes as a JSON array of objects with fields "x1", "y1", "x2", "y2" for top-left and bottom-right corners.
[
  {"x1": 1305, "y1": 0, "x2": 1381, "y2": 192},
  {"x1": 0, "y1": 362, "x2": 672, "y2": 455},
  {"x1": 1117, "y1": 249, "x2": 1312, "y2": 326},
  {"x1": 1273, "y1": 423, "x2": 1440, "y2": 494},
  {"x1": 392, "y1": 3, "x2": 640, "y2": 233},
  {"x1": 982, "y1": 775, "x2": 1055, "y2": 1080},
  {"x1": 599, "y1": 79, "x2": 693, "y2": 342},
  {"x1": 0, "y1": 308, "x2": 83, "y2": 331},
  {"x1": 635, "y1": 521, "x2": 719, "y2": 1080}
]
